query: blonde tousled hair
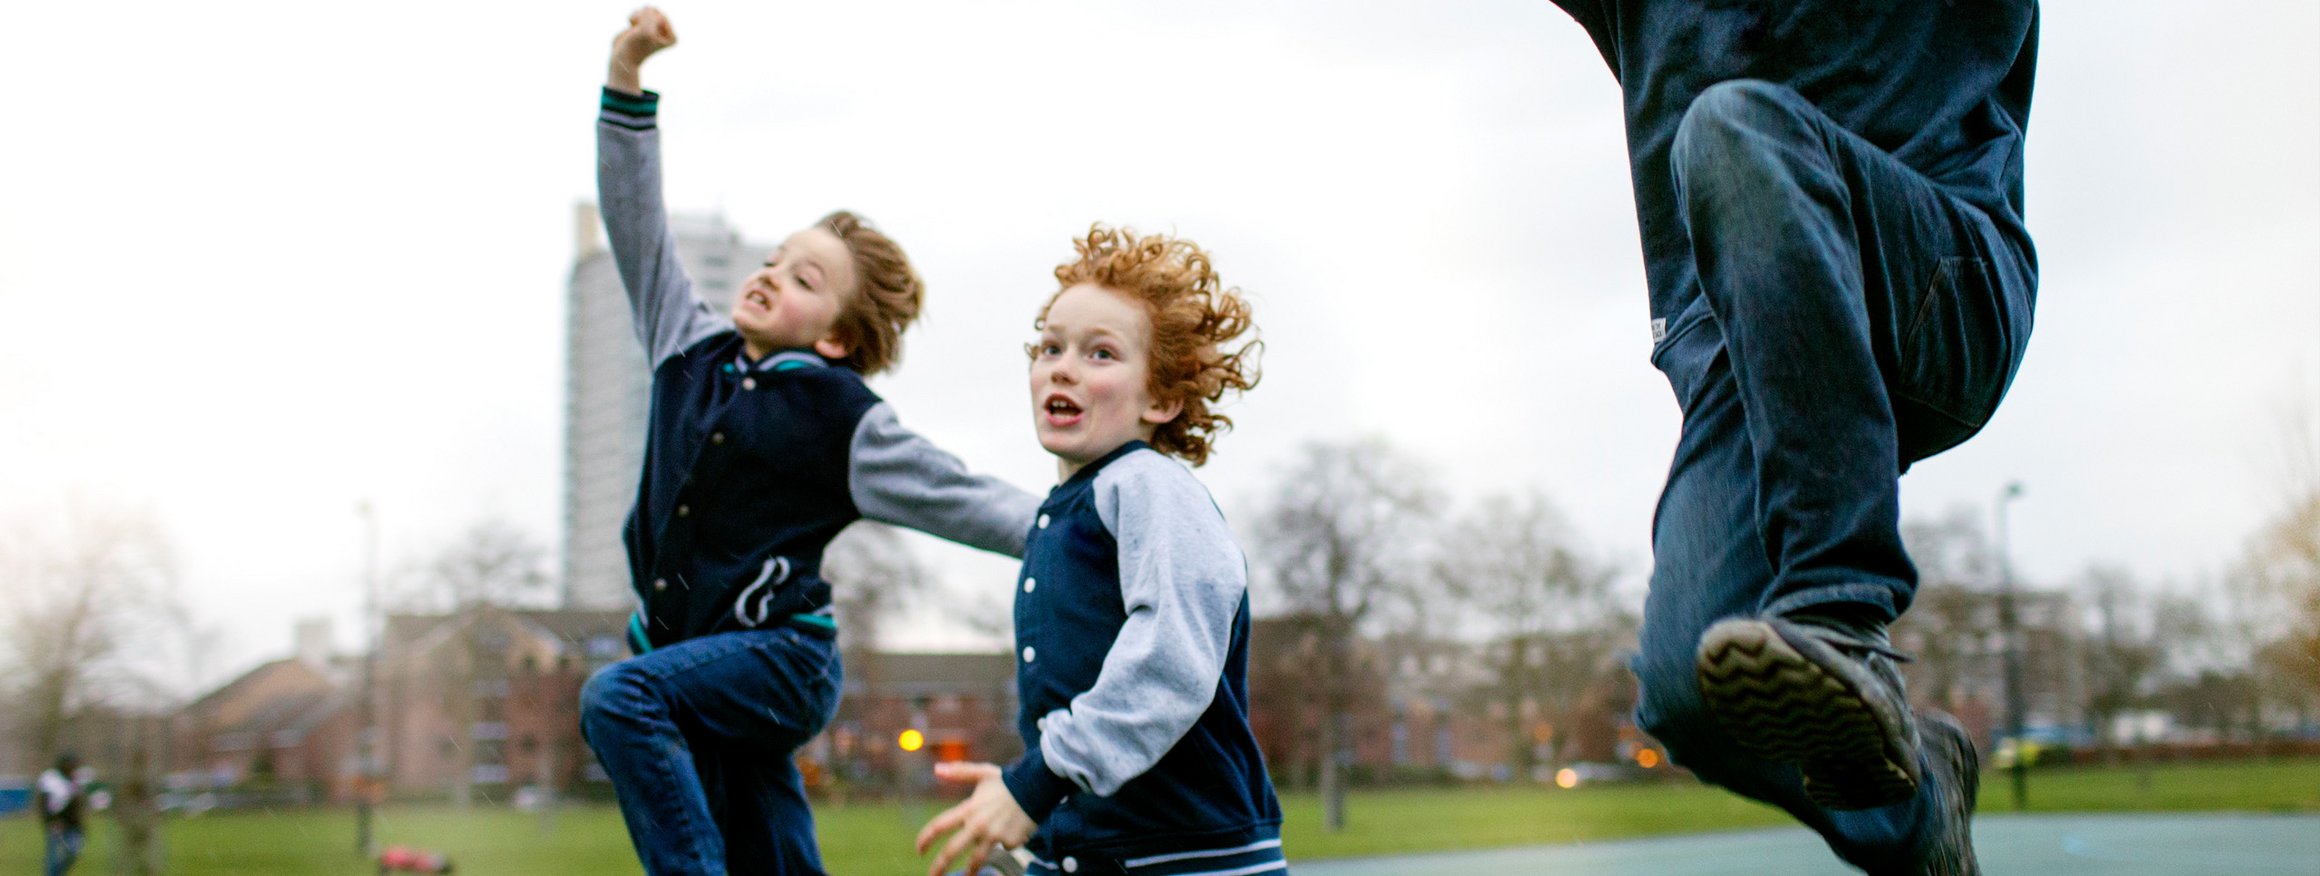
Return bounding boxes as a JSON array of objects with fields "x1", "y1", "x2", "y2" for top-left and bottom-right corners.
[{"x1": 818, "y1": 211, "x2": 922, "y2": 375}]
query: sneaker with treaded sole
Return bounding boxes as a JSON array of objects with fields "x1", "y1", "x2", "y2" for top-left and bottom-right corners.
[
  {"x1": 1915, "y1": 709, "x2": 1981, "y2": 876},
  {"x1": 1695, "y1": 615, "x2": 1922, "y2": 810}
]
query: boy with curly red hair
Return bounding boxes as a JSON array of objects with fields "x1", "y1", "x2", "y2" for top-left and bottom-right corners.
[{"x1": 917, "y1": 226, "x2": 1284, "y2": 876}]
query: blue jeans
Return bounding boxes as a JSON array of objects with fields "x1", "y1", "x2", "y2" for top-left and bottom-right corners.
[
  {"x1": 1631, "y1": 81, "x2": 2034, "y2": 872},
  {"x1": 44, "y1": 826, "x2": 84, "y2": 876},
  {"x1": 581, "y1": 626, "x2": 843, "y2": 876}
]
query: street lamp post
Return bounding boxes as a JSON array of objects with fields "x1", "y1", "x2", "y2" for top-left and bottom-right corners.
[
  {"x1": 356, "y1": 501, "x2": 380, "y2": 856},
  {"x1": 1994, "y1": 481, "x2": 2028, "y2": 811}
]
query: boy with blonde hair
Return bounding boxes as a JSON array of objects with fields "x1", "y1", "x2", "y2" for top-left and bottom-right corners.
[{"x1": 579, "y1": 8, "x2": 1038, "y2": 875}]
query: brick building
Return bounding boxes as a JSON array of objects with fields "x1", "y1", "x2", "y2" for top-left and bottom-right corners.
[
  {"x1": 374, "y1": 608, "x2": 630, "y2": 802},
  {"x1": 787, "y1": 650, "x2": 1017, "y2": 799},
  {"x1": 173, "y1": 652, "x2": 360, "y2": 802},
  {"x1": 173, "y1": 611, "x2": 1025, "y2": 804},
  {"x1": 1249, "y1": 616, "x2": 1654, "y2": 788}
]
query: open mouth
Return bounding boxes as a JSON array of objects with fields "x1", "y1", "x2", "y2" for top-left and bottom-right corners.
[
  {"x1": 742, "y1": 289, "x2": 771, "y2": 311},
  {"x1": 1043, "y1": 395, "x2": 1083, "y2": 425}
]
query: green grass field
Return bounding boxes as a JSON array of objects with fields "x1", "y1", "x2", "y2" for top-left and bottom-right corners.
[{"x1": 7, "y1": 758, "x2": 2315, "y2": 875}]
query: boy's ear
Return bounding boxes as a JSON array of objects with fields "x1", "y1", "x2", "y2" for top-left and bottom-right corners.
[
  {"x1": 1141, "y1": 395, "x2": 1185, "y2": 426},
  {"x1": 813, "y1": 333, "x2": 851, "y2": 361}
]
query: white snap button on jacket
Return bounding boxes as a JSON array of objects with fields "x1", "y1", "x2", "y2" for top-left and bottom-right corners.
[
  {"x1": 1062, "y1": 857, "x2": 1078, "y2": 873},
  {"x1": 676, "y1": 505, "x2": 689, "y2": 517},
  {"x1": 1022, "y1": 646, "x2": 1036, "y2": 663},
  {"x1": 1037, "y1": 514, "x2": 1050, "y2": 529},
  {"x1": 742, "y1": 377, "x2": 757, "y2": 390},
  {"x1": 710, "y1": 432, "x2": 725, "y2": 444},
  {"x1": 1023, "y1": 578, "x2": 1036, "y2": 593},
  {"x1": 652, "y1": 578, "x2": 667, "y2": 592}
]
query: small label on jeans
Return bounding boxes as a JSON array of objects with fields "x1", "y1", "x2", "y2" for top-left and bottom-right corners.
[{"x1": 1651, "y1": 317, "x2": 1668, "y2": 343}]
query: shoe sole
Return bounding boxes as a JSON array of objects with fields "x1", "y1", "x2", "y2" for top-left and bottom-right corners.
[
  {"x1": 1695, "y1": 618, "x2": 1917, "y2": 810},
  {"x1": 1918, "y1": 711, "x2": 1983, "y2": 876}
]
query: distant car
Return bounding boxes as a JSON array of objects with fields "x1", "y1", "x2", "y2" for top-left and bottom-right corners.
[
  {"x1": 157, "y1": 791, "x2": 219, "y2": 815},
  {"x1": 0, "y1": 780, "x2": 28, "y2": 817},
  {"x1": 513, "y1": 785, "x2": 556, "y2": 811}
]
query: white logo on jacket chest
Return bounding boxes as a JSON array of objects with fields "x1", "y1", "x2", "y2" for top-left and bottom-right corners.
[{"x1": 732, "y1": 557, "x2": 793, "y2": 628}]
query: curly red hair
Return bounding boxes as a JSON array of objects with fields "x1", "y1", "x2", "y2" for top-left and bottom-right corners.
[{"x1": 1037, "y1": 225, "x2": 1261, "y2": 466}]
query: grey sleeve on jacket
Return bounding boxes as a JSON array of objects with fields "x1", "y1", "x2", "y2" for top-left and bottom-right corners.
[
  {"x1": 848, "y1": 403, "x2": 1041, "y2": 558},
  {"x1": 597, "y1": 99, "x2": 730, "y2": 368},
  {"x1": 1034, "y1": 450, "x2": 1245, "y2": 797}
]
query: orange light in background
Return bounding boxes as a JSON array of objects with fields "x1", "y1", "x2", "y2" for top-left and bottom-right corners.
[
  {"x1": 1554, "y1": 768, "x2": 1579, "y2": 789},
  {"x1": 1636, "y1": 748, "x2": 1661, "y2": 769},
  {"x1": 898, "y1": 729, "x2": 925, "y2": 752}
]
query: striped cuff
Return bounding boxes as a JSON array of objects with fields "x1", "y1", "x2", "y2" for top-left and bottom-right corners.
[
  {"x1": 601, "y1": 87, "x2": 659, "y2": 130},
  {"x1": 1027, "y1": 838, "x2": 1287, "y2": 876},
  {"x1": 625, "y1": 611, "x2": 653, "y2": 655},
  {"x1": 1001, "y1": 746, "x2": 1073, "y2": 823}
]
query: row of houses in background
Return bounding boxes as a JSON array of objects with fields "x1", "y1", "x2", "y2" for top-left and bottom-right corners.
[
  {"x1": 150, "y1": 606, "x2": 1643, "y2": 806},
  {"x1": 162, "y1": 607, "x2": 1025, "y2": 806},
  {"x1": 42, "y1": 583, "x2": 2221, "y2": 809}
]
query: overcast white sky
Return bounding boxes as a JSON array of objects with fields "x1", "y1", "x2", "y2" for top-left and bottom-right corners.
[{"x1": 3, "y1": 1, "x2": 2315, "y2": 692}]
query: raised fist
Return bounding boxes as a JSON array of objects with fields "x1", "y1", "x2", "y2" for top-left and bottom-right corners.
[{"x1": 612, "y1": 7, "x2": 677, "y2": 68}]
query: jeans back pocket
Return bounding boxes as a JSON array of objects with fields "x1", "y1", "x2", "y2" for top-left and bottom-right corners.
[{"x1": 1892, "y1": 256, "x2": 2013, "y2": 461}]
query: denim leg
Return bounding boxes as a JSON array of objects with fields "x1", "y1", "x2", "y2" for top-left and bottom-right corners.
[
  {"x1": 1668, "y1": 79, "x2": 2035, "y2": 622},
  {"x1": 44, "y1": 828, "x2": 84, "y2": 876},
  {"x1": 580, "y1": 628, "x2": 843, "y2": 876},
  {"x1": 1638, "y1": 312, "x2": 1937, "y2": 873},
  {"x1": 700, "y1": 736, "x2": 828, "y2": 876},
  {"x1": 1634, "y1": 79, "x2": 2035, "y2": 871}
]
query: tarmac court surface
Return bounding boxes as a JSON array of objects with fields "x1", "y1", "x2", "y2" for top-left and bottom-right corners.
[{"x1": 1297, "y1": 814, "x2": 2320, "y2": 875}]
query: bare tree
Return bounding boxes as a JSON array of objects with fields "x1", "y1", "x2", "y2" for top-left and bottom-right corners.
[
  {"x1": 2219, "y1": 386, "x2": 2320, "y2": 736},
  {"x1": 825, "y1": 522, "x2": 935, "y2": 656},
  {"x1": 1893, "y1": 507, "x2": 1997, "y2": 707},
  {"x1": 1437, "y1": 490, "x2": 1630, "y2": 778},
  {"x1": 112, "y1": 713, "x2": 168, "y2": 875},
  {"x1": 2239, "y1": 491, "x2": 2320, "y2": 724},
  {"x1": 0, "y1": 505, "x2": 183, "y2": 765},
  {"x1": 2074, "y1": 565, "x2": 2158, "y2": 760},
  {"x1": 0, "y1": 503, "x2": 192, "y2": 872},
  {"x1": 397, "y1": 516, "x2": 555, "y2": 612},
  {"x1": 1247, "y1": 438, "x2": 1441, "y2": 831}
]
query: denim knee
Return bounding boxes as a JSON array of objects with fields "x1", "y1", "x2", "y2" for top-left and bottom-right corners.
[
  {"x1": 580, "y1": 661, "x2": 655, "y2": 734},
  {"x1": 1674, "y1": 79, "x2": 1818, "y2": 159},
  {"x1": 1671, "y1": 79, "x2": 1824, "y2": 209}
]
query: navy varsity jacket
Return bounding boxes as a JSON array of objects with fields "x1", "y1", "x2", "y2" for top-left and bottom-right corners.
[
  {"x1": 999, "y1": 443, "x2": 1285, "y2": 874},
  {"x1": 598, "y1": 88, "x2": 1039, "y2": 649}
]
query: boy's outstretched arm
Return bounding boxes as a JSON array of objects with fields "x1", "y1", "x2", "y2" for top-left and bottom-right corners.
[
  {"x1": 597, "y1": 6, "x2": 724, "y2": 369},
  {"x1": 851, "y1": 408, "x2": 1042, "y2": 560}
]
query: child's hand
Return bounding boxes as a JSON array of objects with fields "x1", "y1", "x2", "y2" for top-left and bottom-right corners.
[
  {"x1": 914, "y1": 762, "x2": 1035, "y2": 876},
  {"x1": 608, "y1": 6, "x2": 678, "y2": 94}
]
